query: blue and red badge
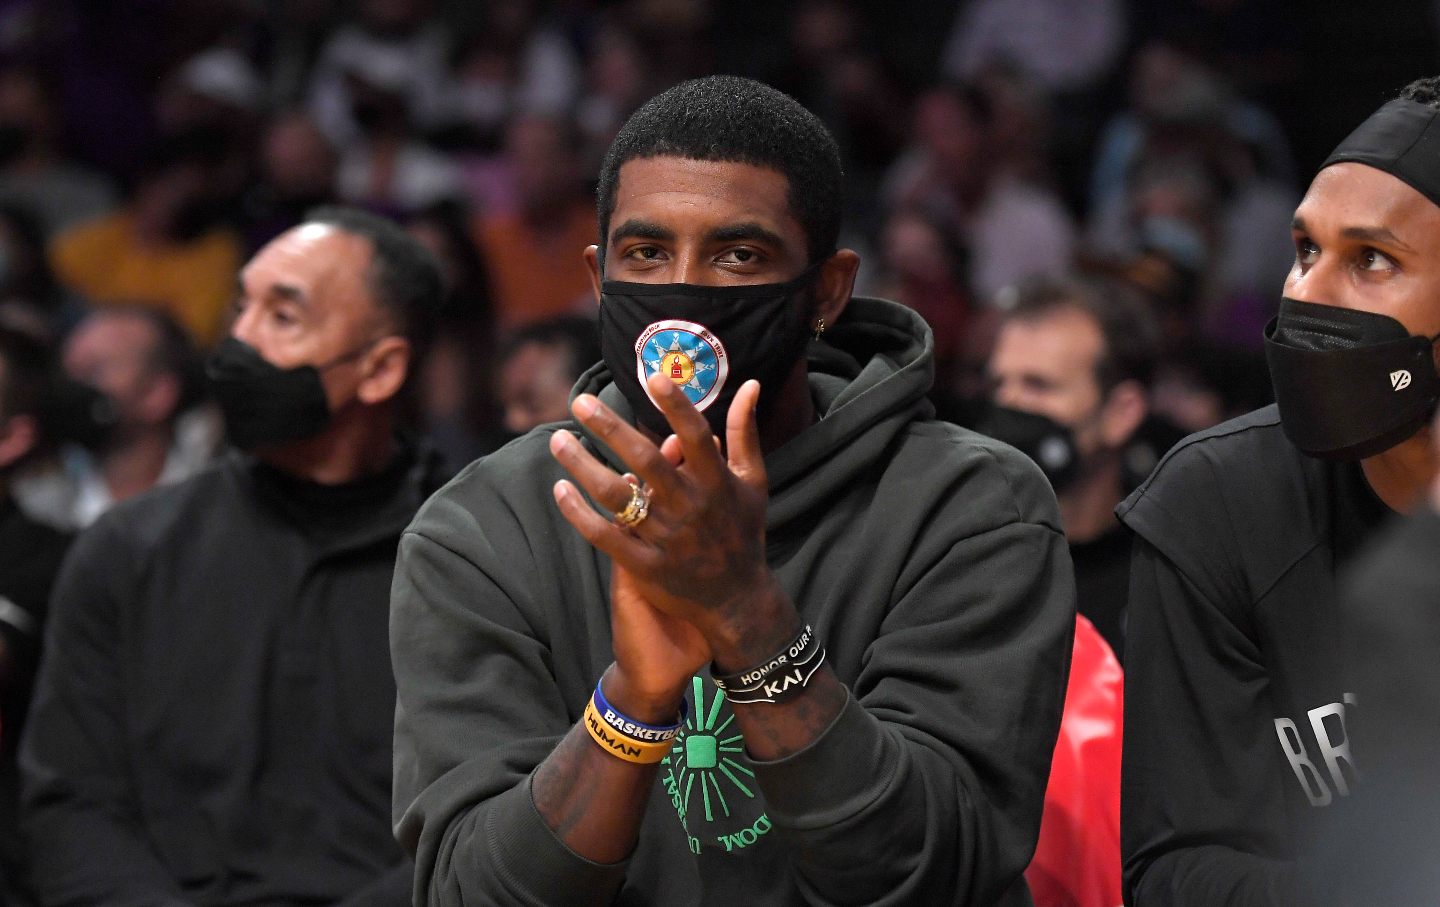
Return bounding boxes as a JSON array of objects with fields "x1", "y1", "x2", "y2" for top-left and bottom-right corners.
[{"x1": 635, "y1": 320, "x2": 729, "y2": 413}]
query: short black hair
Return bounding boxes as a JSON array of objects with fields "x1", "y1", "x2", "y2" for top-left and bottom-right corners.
[
  {"x1": 502, "y1": 315, "x2": 601, "y2": 380},
  {"x1": 998, "y1": 276, "x2": 1160, "y2": 393},
  {"x1": 302, "y1": 205, "x2": 443, "y2": 355},
  {"x1": 596, "y1": 75, "x2": 844, "y2": 267},
  {"x1": 1399, "y1": 76, "x2": 1440, "y2": 108}
]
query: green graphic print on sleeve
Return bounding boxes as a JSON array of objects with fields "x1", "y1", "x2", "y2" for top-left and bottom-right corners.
[{"x1": 660, "y1": 674, "x2": 774, "y2": 855}]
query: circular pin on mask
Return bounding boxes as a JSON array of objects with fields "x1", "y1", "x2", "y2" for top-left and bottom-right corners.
[{"x1": 635, "y1": 320, "x2": 729, "y2": 412}]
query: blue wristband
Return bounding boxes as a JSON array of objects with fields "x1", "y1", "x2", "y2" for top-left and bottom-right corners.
[{"x1": 593, "y1": 678, "x2": 688, "y2": 743}]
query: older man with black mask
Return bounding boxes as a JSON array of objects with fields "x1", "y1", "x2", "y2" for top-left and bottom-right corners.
[
  {"x1": 20, "y1": 207, "x2": 444, "y2": 905},
  {"x1": 1119, "y1": 76, "x2": 1440, "y2": 906}
]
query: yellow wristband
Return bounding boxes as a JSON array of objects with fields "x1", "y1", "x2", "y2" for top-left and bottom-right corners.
[{"x1": 582, "y1": 697, "x2": 672, "y2": 764}]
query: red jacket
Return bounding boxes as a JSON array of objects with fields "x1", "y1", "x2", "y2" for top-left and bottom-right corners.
[{"x1": 1025, "y1": 615, "x2": 1124, "y2": 907}]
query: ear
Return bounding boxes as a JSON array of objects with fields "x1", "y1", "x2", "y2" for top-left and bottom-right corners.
[
  {"x1": 1098, "y1": 379, "x2": 1148, "y2": 448},
  {"x1": 0, "y1": 413, "x2": 37, "y2": 471},
  {"x1": 812, "y1": 249, "x2": 861, "y2": 332},
  {"x1": 136, "y1": 372, "x2": 182, "y2": 425},
  {"x1": 356, "y1": 336, "x2": 412, "y2": 405},
  {"x1": 584, "y1": 244, "x2": 602, "y2": 305}
]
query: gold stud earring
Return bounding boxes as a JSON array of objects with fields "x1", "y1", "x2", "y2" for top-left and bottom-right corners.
[{"x1": 813, "y1": 317, "x2": 826, "y2": 340}]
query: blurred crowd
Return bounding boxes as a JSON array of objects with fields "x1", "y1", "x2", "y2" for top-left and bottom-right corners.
[{"x1": 0, "y1": 0, "x2": 1430, "y2": 494}]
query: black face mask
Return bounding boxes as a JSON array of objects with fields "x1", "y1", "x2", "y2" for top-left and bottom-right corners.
[
  {"x1": 46, "y1": 376, "x2": 120, "y2": 452},
  {"x1": 1264, "y1": 296, "x2": 1440, "y2": 460},
  {"x1": 206, "y1": 337, "x2": 338, "y2": 450},
  {"x1": 598, "y1": 268, "x2": 818, "y2": 437},
  {"x1": 975, "y1": 404, "x2": 1082, "y2": 493}
]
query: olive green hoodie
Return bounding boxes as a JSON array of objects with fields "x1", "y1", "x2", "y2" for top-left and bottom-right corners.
[{"x1": 391, "y1": 297, "x2": 1074, "y2": 906}]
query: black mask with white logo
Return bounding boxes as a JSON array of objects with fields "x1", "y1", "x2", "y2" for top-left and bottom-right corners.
[
  {"x1": 976, "y1": 404, "x2": 1082, "y2": 493},
  {"x1": 1264, "y1": 296, "x2": 1440, "y2": 460},
  {"x1": 206, "y1": 337, "x2": 335, "y2": 450},
  {"x1": 598, "y1": 268, "x2": 818, "y2": 437}
]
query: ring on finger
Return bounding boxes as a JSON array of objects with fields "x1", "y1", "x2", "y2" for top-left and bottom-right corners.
[{"x1": 613, "y1": 479, "x2": 652, "y2": 528}]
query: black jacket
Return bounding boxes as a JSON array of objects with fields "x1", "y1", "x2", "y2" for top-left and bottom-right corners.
[
  {"x1": 391, "y1": 298, "x2": 1075, "y2": 906},
  {"x1": 20, "y1": 447, "x2": 444, "y2": 906},
  {"x1": 1116, "y1": 405, "x2": 1389, "y2": 907}
]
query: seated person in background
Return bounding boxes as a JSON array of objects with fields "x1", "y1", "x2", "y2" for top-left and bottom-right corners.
[
  {"x1": 47, "y1": 306, "x2": 215, "y2": 529},
  {"x1": 983, "y1": 275, "x2": 1159, "y2": 661},
  {"x1": 0, "y1": 325, "x2": 71, "y2": 897},
  {"x1": 1119, "y1": 76, "x2": 1440, "y2": 905},
  {"x1": 390, "y1": 75, "x2": 1074, "y2": 905},
  {"x1": 497, "y1": 314, "x2": 600, "y2": 436},
  {"x1": 21, "y1": 207, "x2": 445, "y2": 905}
]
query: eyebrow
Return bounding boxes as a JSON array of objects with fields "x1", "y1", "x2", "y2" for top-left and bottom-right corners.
[
  {"x1": 609, "y1": 219, "x2": 674, "y2": 244},
  {"x1": 704, "y1": 221, "x2": 787, "y2": 249},
  {"x1": 1291, "y1": 216, "x2": 1416, "y2": 252},
  {"x1": 236, "y1": 273, "x2": 309, "y2": 306}
]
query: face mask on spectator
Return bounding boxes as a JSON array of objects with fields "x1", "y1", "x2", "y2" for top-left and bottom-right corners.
[
  {"x1": 976, "y1": 403, "x2": 1082, "y2": 493},
  {"x1": 206, "y1": 337, "x2": 365, "y2": 450},
  {"x1": 1265, "y1": 296, "x2": 1440, "y2": 460}
]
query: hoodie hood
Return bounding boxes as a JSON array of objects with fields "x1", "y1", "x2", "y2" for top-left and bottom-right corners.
[{"x1": 571, "y1": 296, "x2": 935, "y2": 532}]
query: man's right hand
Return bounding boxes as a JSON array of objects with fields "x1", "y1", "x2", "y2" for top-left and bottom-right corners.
[{"x1": 606, "y1": 562, "x2": 709, "y2": 723}]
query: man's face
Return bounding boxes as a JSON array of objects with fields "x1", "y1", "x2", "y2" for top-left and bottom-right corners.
[
  {"x1": 63, "y1": 315, "x2": 170, "y2": 430},
  {"x1": 231, "y1": 224, "x2": 387, "y2": 412},
  {"x1": 988, "y1": 308, "x2": 1109, "y2": 458},
  {"x1": 1287, "y1": 162, "x2": 1440, "y2": 345},
  {"x1": 593, "y1": 156, "x2": 811, "y2": 287},
  {"x1": 500, "y1": 341, "x2": 577, "y2": 434}
]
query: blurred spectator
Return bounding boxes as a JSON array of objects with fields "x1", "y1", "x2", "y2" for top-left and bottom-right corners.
[
  {"x1": 0, "y1": 65, "x2": 116, "y2": 239},
  {"x1": 475, "y1": 113, "x2": 596, "y2": 329},
  {"x1": 307, "y1": 0, "x2": 452, "y2": 147},
  {"x1": 27, "y1": 307, "x2": 216, "y2": 530},
  {"x1": 48, "y1": 136, "x2": 245, "y2": 347},
  {"x1": 884, "y1": 82, "x2": 1076, "y2": 302},
  {"x1": 497, "y1": 314, "x2": 599, "y2": 436},
  {"x1": 0, "y1": 202, "x2": 83, "y2": 336},
  {"x1": 0, "y1": 324, "x2": 70, "y2": 899},
  {"x1": 942, "y1": 0, "x2": 1126, "y2": 97},
  {"x1": 332, "y1": 44, "x2": 463, "y2": 215},
  {"x1": 983, "y1": 276, "x2": 1159, "y2": 660},
  {"x1": 575, "y1": 21, "x2": 653, "y2": 172},
  {"x1": 20, "y1": 207, "x2": 443, "y2": 904},
  {"x1": 405, "y1": 200, "x2": 501, "y2": 473},
  {"x1": 867, "y1": 206, "x2": 972, "y2": 384},
  {"x1": 1086, "y1": 39, "x2": 1298, "y2": 347},
  {"x1": 242, "y1": 109, "x2": 340, "y2": 252},
  {"x1": 768, "y1": 0, "x2": 909, "y2": 229},
  {"x1": 155, "y1": 47, "x2": 266, "y2": 146},
  {"x1": 445, "y1": 0, "x2": 582, "y2": 156}
]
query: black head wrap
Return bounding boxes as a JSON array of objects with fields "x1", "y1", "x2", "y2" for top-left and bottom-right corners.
[{"x1": 1322, "y1": 98, "x2": 1440, "y2": 206}]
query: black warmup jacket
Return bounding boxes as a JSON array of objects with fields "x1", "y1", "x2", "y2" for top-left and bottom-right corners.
[
  {"x1": 1117, "y1": 405, "x2": 1389, "y2": 906},
  {"x1": 390, "y1": 297, "x2": 1076, "y2": 906},
  {"x1": 20, "y1": 448, "x2": 443, "y2": 906}
]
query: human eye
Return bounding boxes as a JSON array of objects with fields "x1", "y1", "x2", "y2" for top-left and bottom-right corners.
[
  {"x1": 1294, "y1": 236, "x2": 1319, "y2": 265},
  {"x1": 1358, "y1": 247, "x2": 1397, "y2": 272},
  {"x1": 716, "y1": 247, "x2": 764, "y2": 267},
  {"x1": 624, "y1": 244, "x2": 665, "y2": 262}
]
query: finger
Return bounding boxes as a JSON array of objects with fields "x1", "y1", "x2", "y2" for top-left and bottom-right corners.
[
  {"x1": 549, "y1": 429, "x2": 638, "y2": 513},
  {"x1": 553, "y1": 480, "x2": 661, "y2": 570},
  {"x1": 660, "y1": 434, "x2": 684, "y2": 467},
  {"x1": 726, "y1": 379, "x2": 767, "y2": 491},
  {"x1": 570, "y1": 394, "x2": 683, "y2": 499},
  {"x1": 645, "y1": 373, "x2": 724, "y2": 485}
]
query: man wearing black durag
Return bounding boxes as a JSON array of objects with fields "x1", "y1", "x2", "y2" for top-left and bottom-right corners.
[{"x1": 1119, "y1": 77, "x2": 1440, "y2": 906}]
